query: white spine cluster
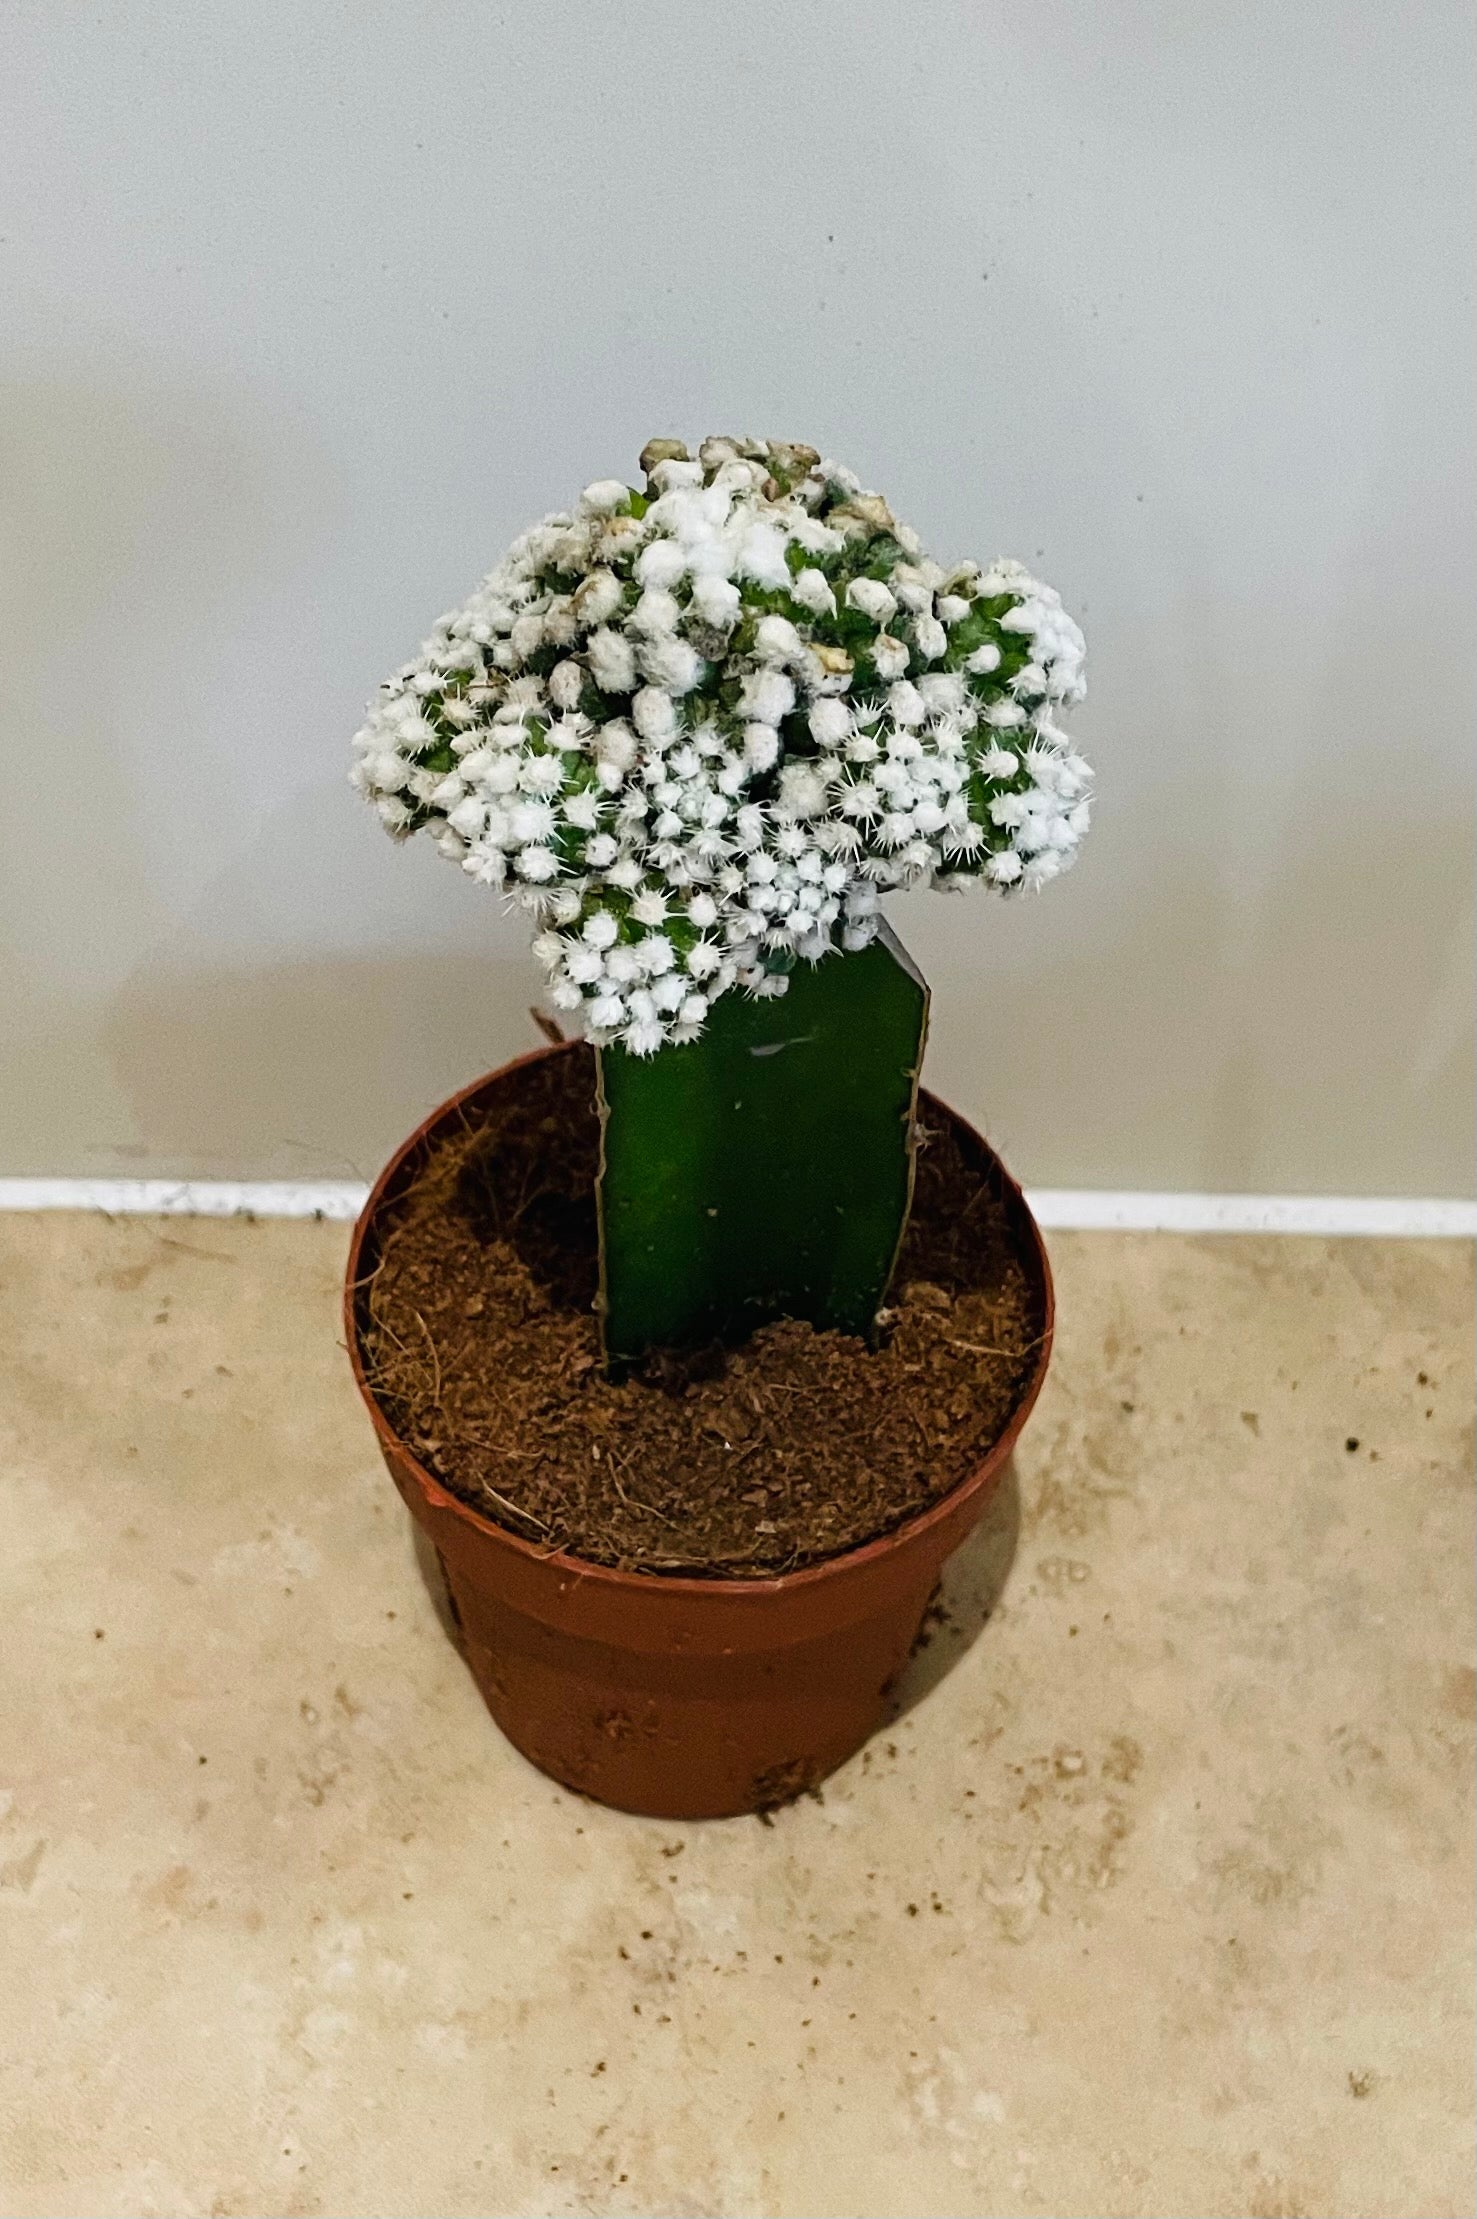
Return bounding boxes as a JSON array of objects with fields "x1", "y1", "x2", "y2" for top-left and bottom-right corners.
[{"x1": 351, "y1": 437, "x2": 1091, "y2": 1055}]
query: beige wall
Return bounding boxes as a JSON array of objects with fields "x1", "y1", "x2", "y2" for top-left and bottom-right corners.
[{"x1": 1, "y1": 1, "x2": 1471, "y2": 1196}]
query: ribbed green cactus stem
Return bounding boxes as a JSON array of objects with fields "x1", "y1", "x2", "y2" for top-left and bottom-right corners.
[{"x1": 595, "y1": 925, "x2": 929, "y2": 1367}]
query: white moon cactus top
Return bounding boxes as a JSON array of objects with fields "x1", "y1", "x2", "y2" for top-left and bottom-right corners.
[{"x1": 352, "y1": 436, "x2": 1092, "y2": 1056}]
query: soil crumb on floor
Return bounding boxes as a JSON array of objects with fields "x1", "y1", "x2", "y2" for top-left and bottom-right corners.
[{"x1": 356, "y1": 1047, "x2": 1046, "y2": 1576}]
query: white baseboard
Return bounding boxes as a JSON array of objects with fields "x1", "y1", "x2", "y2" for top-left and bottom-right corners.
[
  {"x1": 0, "y1": 1179, "x2": 371, "y2": 1220},
  {"x1": 1026, "y1": 1191, "x2": 1477, "y2": 1238},
  {"x1": 0, "y1": 1178, "x2": 1472, "y2": 1238}
]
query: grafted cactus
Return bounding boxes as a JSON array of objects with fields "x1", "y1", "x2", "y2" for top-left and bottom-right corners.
[
  {"x1": 597, "y1": 923, "x2": 928, "y2": 1362},
  {"x1": 353, "y1": 438, "x2": 1090, "y2": 1362}
]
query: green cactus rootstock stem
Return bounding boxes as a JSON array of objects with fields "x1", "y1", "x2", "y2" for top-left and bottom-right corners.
[{"x1": 595, "y1": 926, "x2": 930, "y2": 1367}]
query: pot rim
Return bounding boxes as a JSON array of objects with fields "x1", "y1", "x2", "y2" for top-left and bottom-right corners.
[{"x1": 344, "y1": 1040, "x2": 1054, "y2": 1602}]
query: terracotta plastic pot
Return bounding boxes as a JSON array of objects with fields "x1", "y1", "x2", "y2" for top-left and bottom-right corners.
[{"x1": 344, "y1": 1044, "x2": 1054, "y2": 1821}]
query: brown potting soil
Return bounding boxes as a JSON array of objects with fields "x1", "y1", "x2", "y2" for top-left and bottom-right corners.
[{"x1": 357, "y1": 1046, "x2": 1046, "y2": 1578}]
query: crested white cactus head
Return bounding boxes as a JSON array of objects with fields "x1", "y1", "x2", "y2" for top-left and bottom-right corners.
[{"x1": 351, "y1": 438, "x2": 1091, "y2": 1054}]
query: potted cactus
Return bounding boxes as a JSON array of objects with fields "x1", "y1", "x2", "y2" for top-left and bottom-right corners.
[{"x1": 345, "y1": 438, "x2": 1090, "y2": 1818}]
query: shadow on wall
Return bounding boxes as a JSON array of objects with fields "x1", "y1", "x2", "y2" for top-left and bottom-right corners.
[
  {"x1": 6, "y1": 355, "x2": 1470, "y2": 1196},
  {"x1": 0, "y1": 356, "x2": 339, "y2": 901},
  {"x1": 903, "y1": 790, "x2": 1473, "y2": 1199},
  {"x1": 0, "y1": 355, "x2": 351, "y2": 1162},
  {"x1": 97, "y1": 791, "x2": 1473, "y2": 1193},
  {"x1": 102, "y1": 948, "x2": 547, "y2": 1182},
  {"x1": 904, "y1": 438, "x2": 1475, "y2": 1199}
]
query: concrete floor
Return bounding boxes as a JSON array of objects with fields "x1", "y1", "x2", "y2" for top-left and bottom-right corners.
[{"x1": 0, "y1": 1215, "x2": 1471, "y2": 2219}]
